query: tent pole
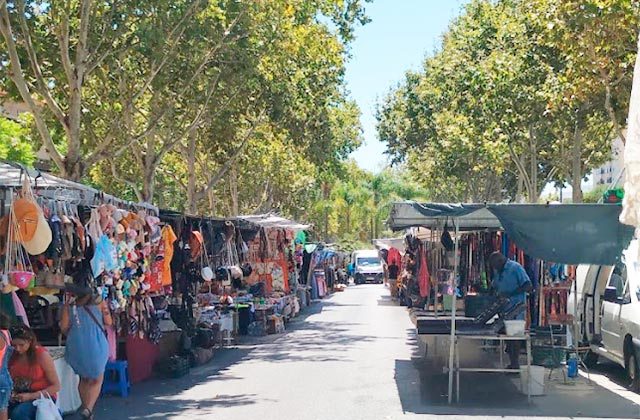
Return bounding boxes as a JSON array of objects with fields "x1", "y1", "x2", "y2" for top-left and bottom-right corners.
[{"x1": 447, "y1": 219, "x2": 459, "y2": 404}]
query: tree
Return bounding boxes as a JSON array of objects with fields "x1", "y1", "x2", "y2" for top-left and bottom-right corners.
[
  {"x1": 377, "y1": 0, "x2": 637, "y2": 203},
  {"x1": 0, "y1": 116, "x2": 34, "y2": 165}
]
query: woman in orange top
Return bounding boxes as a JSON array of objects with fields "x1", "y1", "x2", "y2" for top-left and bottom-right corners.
[{"x1": 8, "y1": 326, "x2": 60, "y2": 420}]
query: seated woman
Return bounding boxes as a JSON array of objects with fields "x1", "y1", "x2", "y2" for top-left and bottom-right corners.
[{"x1": 8, "y1": 326, "x2": 61, "y2": 420}]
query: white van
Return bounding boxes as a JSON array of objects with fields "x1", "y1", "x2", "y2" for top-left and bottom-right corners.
[
  {"x1": 351, "y1": 250, "x2": 385, "y2": 285},
  {"x1": 570, "y1": 239, "x2": 640, "y2": 391}
]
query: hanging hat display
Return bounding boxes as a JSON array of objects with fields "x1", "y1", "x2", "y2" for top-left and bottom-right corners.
[
  {"x1": 12, "y1": 198, "x2": 39, "y2": 242},
  {"x1": 22, "y1": 210, "x2": 52, "y2": 255}
]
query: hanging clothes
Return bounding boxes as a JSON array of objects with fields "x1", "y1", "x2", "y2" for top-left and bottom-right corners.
[
  {"x1": 418, "y1": 243, "x2": 430, "y2": 298},
  {"x1": 387, "y1": 247, "x2": 401, "y2": 267}
]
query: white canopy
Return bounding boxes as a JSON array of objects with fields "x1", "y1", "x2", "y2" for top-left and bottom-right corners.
[
  {"x1": 235, "y1": 213, "x2": 310, "y2": 231},
  {"x1": 0, "y1": 161, "x2": 158, "y2": 213}
]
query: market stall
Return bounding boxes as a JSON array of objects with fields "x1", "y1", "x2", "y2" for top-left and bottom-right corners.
[
  {"x1": 0, "y1": 161, "x2": 315, "y2": 403},
  {"x1": 388, "y1": 201, "x2": 635, "y2": 403}
]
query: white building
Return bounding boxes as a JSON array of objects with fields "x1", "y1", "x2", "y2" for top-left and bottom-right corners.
[{"x1": 592, "y1": 134, "x2": 625, "y2": 189}]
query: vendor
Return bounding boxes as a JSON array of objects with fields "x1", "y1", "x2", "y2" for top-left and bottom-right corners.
[
  {"x1": 9, "y1": 326, "x2": 61, "y2": 420},
  {"x1": 489, "y1": 251, "x2": 533, "y2": 369}
]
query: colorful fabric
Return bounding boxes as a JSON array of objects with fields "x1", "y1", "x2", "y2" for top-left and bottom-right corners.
[
  {"x1": 387, "y1": 247, "x2": 401, "y2": 267},
  {"x1": 418, "y1": 244, "x2": 430, "y2": 298},
  {"x1": 11, "y1": 292, "x2": 29, "y2": 327},
  {"x1": 161, "y1": 226, "x2": 177, "y2": 286}
]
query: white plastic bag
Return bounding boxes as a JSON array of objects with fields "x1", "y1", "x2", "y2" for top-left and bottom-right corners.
[{"x1": 33, "y1": 392, "x2": 62, "y2": 420}]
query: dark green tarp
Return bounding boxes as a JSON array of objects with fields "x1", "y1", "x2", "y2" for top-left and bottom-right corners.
[
  {"x1": 388, "y1": 201, "x2": 635, "y2": 265},
  {"x1": 487, "y1": 204, "x2": 634, "y2": 266}
]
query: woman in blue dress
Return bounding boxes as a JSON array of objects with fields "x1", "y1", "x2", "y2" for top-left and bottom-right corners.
[{"x1": 60, "y1": 287, "x2": 111, "y2": 420}]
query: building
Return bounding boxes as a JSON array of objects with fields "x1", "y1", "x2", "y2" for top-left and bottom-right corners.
[{"x1": 592, "y1": 134, "x2": 625, "y2": 189}]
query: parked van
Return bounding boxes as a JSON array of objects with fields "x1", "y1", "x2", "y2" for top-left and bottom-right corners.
[
  {"x1": 351, "y1": 250, "x2": 385, "y2": 285},
  {"x1": 570, "y1": 239, "x2": 640, "y2": 391}
]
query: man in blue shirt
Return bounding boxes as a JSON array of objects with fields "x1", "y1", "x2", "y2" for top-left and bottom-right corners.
[{"x1": 489, "y1": 251, "x2": 533, "y2": 369}]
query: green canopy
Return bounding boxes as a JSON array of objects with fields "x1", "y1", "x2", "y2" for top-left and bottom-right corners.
[{"x1": 388, "y1": 201, "x2": 635, "y2": 265}]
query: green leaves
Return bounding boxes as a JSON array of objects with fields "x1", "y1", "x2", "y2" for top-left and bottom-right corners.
[
  {"x1": 377, "y1": 0, "x2": 638, "y2": 203},
  {"x1": 0, "y1": 116, "x2": 35, "y2": 166}
]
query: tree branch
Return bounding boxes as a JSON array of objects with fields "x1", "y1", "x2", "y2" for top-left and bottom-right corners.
[
  {"x1": 14, "y1": 0, "x2": 67, "y2": 127},
  {"x1": 195, "y1": 111, "x2": 266, "y2": 200},
  {"x1": 0, "y1": 1, "x2": 66, "y2": 173},
  {"x1": 52, "y1": 6, "x2": 74, "y2": 86},
  {"x1": 109, "y1": 159, "x2": 142, "y2": 202}
]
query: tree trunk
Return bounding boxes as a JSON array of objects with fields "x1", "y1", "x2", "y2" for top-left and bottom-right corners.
[
  {"x1": 571, "y1": 123, "x2": 584, "y2": 203},
  {"x1": 322, "y1": 182, "x2": 331, "y2": 241},
  {"x1": 529, "y1": 128, "x2": 538, "y2": 203},
  {"x1": 346, "y1": 206, "x2": 351, "y2": 234},
  {"x1": 186, "y1": 130, "x2": 198, "y2": 214},
  {"x1": 229, "y1": 166, "x2": 239, "y2": 216}
]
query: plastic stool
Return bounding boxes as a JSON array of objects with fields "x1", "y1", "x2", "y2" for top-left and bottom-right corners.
[{"x1": 101, "y1": 360, "x2": 130, "y2": 397}]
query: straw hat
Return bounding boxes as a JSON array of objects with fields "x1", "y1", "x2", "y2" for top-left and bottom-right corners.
[
  {"x1": 12, "y1": 198, "x2": 39, "y2": 242},
  {"x1": 22, "y1": 212, "x2": 52, "y2": 255}
]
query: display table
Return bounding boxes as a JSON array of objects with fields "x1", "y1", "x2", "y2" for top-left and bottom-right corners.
[
  {"x1": 46, "y1": 347, "x2": 81, "y2": 415},
  {"x1": 448, "y1": 334, "x2": 532, "y2": 403}
]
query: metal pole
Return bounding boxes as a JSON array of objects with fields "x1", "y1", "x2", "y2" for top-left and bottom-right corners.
[{"x1": 447, "y1": 219, "x2": 459, "y2": 404}]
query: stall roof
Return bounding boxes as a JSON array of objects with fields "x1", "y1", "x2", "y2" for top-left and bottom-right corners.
[
  {"x1": 389, "y1": 202, "x2": 501, "y2": 231},
  {"x1": 235, "y1": 213, "x2": 310, "y2": 231},
  {"x1": 388, "y1": 201, "x2": 635, "y2": 265},
  {"x1": 0, "y1": 161, "x2": 158, "y2": 213}
]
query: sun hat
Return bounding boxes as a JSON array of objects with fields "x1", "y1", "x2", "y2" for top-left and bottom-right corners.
[
  {"x1": 201, "y1": 266, "x2": 214, "y2": 281},
  {"x1": 22, "y1": 210, "x2": 52, "y2": 255},
  {"x1": 12, "y1": 198, "x2": 39, "y2": 242}
]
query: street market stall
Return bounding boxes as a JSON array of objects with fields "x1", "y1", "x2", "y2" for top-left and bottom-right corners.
[
  {"x1": 0, "y1": 161, "x2": 314, "y2": 410},
  {"x1": 388, "y1": 201, "x2": 635, "y2": 403}
]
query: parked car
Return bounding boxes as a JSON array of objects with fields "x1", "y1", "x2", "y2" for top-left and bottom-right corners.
[
  {"x1": 569, "y1": 239, "x2": 640, "y2": 392},
  {"x1": 351, "y1": 250, "x2": 385, "y2": 284}
]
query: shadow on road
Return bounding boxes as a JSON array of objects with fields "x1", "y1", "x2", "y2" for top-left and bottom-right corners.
[
  {"x1": 96, "y1": 293, "x2": 378, "y2": 419},
  {"x1": 394, "y1": 329, "x2": 640, "y2": 418}
]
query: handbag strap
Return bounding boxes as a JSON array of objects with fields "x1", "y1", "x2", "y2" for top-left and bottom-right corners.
[{"x1": 82, "y1": 305, "x2": 107, "y2": 337}]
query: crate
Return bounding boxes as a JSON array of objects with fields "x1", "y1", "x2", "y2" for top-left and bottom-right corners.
[{"x1": 532, "y1": 346, "x2": 565, "y2": 368}]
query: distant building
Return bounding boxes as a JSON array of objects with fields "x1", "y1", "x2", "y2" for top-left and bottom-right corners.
[{"x1": 592, "y1": 134, "x2": 625, "y2": 189}]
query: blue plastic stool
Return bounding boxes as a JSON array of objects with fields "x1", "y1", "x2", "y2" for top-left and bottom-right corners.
[{"x1": 101, "y1": 360, "x2": 130, "y2": 397}]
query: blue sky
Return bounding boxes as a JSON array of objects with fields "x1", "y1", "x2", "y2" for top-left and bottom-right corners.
[{"x1": 345, "y1": 0, "x2": 470, "y2": 173}]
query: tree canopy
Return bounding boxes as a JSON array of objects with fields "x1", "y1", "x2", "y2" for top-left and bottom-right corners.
[{"x1": 377, "y1": 0, "x2": 639, "y2": 203}]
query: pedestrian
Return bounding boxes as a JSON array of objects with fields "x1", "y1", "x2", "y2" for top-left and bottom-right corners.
[
  {"x1": 9, "y1": 325, "x2": 61, "y2": 420},
  {"x1": 488, "y1": 251, "x2": 533, "y2": 369},
  {"x1": 60, "y1": 286, "x2": 112, "y2": 420},
  {"x1": 0, "y1": 312, "x2": 13, "y2": 420}
]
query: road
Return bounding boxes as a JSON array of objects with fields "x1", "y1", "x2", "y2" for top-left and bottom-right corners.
[{"x1": 96, "y1": 284, "x2": 640, "y2": 419}]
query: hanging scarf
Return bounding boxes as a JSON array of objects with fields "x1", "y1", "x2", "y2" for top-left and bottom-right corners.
[{"x1": 418, "y1": 242, "x2": 430, "y2": 298}]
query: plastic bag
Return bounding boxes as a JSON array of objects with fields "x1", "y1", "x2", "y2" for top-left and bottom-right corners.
[{"x1": 33, "y1": 392, "x2": 62, "y2": 420}]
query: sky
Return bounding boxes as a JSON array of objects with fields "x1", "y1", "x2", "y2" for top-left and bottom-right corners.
[{"x1": 345, "y1": 0, "x2": 470, "y2": 173}]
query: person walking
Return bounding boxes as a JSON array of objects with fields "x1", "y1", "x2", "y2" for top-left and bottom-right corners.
[
  {"x1": 60, "y1": 286, "x2": 112, "y2": 420},
  {"x1": 9, "y1": 325, "x2": 61, "y2": 420}
]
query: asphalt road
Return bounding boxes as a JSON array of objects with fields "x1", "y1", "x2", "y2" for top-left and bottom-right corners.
[{"x1": 96, "y1": 284, "x2": 640, "y2": 420}]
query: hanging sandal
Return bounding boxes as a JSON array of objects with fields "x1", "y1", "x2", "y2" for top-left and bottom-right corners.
[{"x1": 78, "y1": 406, "x2": 94, "y2": 420}]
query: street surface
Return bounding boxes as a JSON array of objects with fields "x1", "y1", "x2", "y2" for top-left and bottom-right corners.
[{"x1": 97, "y1": 285, "x2": 640, "y2": 419}]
